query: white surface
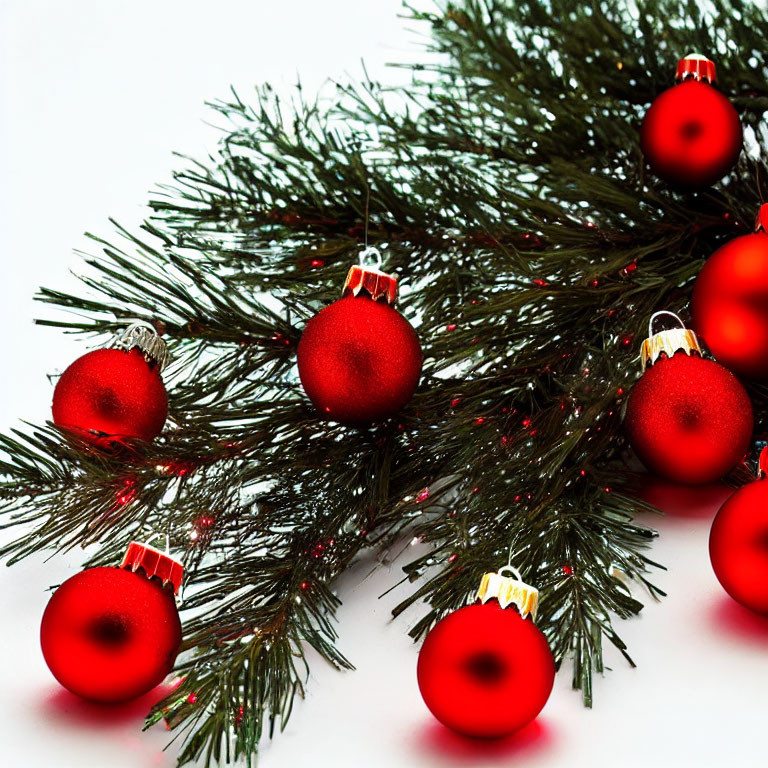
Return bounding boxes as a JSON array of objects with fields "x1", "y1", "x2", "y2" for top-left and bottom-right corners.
[{"x1": 2, "y1": 3, "x2": 768, "y2": 767}]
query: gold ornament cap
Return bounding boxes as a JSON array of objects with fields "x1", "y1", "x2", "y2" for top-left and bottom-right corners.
[
  {"x1": 476, "y1": 565, "x2": 539, "y2": 621},
  {"x1": 112, "y1": 321, "x2": 170, "y2": 372},
  {"x1": 342, "y1": 247, "x2": 398, "y2": 305},
  {"x1": 675, "y1": 53, "x2": 717, "y2": 84},
  {"x1": 640, "y1": 311, "x2": 701, "y2": 372}
]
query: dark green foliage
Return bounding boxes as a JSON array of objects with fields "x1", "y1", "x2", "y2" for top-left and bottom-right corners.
[{"x1": 3, "y1": 0, "x2": 768, "y2": 764}]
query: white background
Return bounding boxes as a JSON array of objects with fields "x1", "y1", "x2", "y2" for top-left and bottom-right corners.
[{"x1": 2, "y1": 2, "x2": 768, "y2": 767}]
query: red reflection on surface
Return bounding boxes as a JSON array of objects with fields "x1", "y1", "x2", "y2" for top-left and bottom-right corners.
[
  {"x1": 40, "y1": 683, "x2": 175, "y2": 728},
  {"x1": 711, "y1": 595, "x2": 768, "y2": 644},
  {"x1": 416, "y1": 718, "x2": 553, "y2": 763},
  {"x1": 636, "y1": 477, "x2": 733, "y2": 519}
]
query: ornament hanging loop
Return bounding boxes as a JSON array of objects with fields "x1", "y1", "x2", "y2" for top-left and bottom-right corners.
[
  {"x1": 141, "y1": 529, "x2": 171, "y2": 554},
  {"x1": 358, "y1": 246, "x2": 383, "y2": 272},
  {"x1": 648, "y1": 310, "x2": 686, "y2": 338},
  {"x1": 498, "y1": 564, "x2": 523, "y2": 582}
]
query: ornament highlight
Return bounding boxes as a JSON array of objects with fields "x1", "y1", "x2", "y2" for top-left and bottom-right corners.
[
  {"x1": 40, "y1": 540, "x2": 183, "y2": 703},
  {"x1": 692, "y1": 204, "x2": 768, "y2": 379},
  {"x1": 640, "y1": 54, "x2": 741, "y2": 188},
  {"x1": 297, "y1": 248, "x2": 422, "y2": 424},
  {"x1": 709, "y1": 448, "x2": 768, "y2": 615},
  {"x1": 52, "y1": 322, "x2": 170, "y2": 446},
  {"x1": 625, "y1": 311, "x2": 752, "y2": 485},
  {"x1": 417, "y1": 566, "x2": 554, "y2": 738}
]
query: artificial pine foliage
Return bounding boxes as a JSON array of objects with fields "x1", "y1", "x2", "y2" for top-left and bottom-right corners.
[{"x1": 3, "y1": 0, "x2": 768, "y2": 763}]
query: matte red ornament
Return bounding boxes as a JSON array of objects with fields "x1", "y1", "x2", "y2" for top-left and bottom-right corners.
[
  {"x1": 709, "y1": 449, "x2": 768, "y2": 614},
  {"x1": 640, "y1": 54, "x2": 741, "y2": 188},
  {"x1": 417, "y1": 568, "x2": 554, "y2": 739},
  {"x1": 40, "y1": 542, "x2": 183, "y2": 703},
  {"x1": 52, "y1": 324, "x2": 169, "y2": 446},
  {"x1": 692, "y1": 204, "x2": 768, "y2": 379},
  {"x1": 625, "y1": 312, "x2": 752, "y2": 485},
  {"x1": 297, "y1": 252, "x2": 421, "y2": 424}
]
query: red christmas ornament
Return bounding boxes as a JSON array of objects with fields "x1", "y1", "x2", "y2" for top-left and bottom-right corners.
[
  {"x1": 692, "y1": 204, "x2": 768, "y2": 379},
  {"x1": 297, "y1": 249, "x2": 421, "y2": 424},
  {"x1": 52, "y1": 323, "x2": 170, "y2": 446},
  {"x1": 417, "y1": 567, "x2": 554, "y2": 738},
  {"x1": 625, "y1": 312, "x2": 752, "y2": 485},
  {"x1": 640, "y1": 54, "x2": 741, "y2": 188},
  {"x1": 40, "y1": 541, "x2": 183, "y2": 703},
  {"x1": 709, "y1": 448, "x2": 768, "y2": 615}
]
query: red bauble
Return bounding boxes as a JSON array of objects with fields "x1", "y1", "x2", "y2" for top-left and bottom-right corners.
[
  {"x1": 640, "y1": 56, "x2": 741, "y2": 188},
  {"x1": 625, "y1": 352, "x2": 752, "y2": 484},
  {"x1": 40, "y1": 545, "x2": 183, "y2": 703},
  {"x1": 710, "y1": 472, "x2": 768, "y2": 614},
  {"x1": 52, "y1": 347, "x2": 168, "y2": 444},
  {"x1": 417, "y1": 601, "x2": 554, "y2": 738},
  {"x1": 297, "y1": 294, "x2": 421, "y2": 424},
  {"x1": 692, "y1": 206, "x2": 768, "y2": 379}
]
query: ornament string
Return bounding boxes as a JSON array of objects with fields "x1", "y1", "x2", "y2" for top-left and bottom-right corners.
[
  {"x1": 503, "y1": 541, "x2": 524, "y2": 582},
  {"x1": 359, "y1": 178, "x2": 384, "y2": 271}
]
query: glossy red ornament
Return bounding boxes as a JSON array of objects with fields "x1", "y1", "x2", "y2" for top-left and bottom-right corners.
[
  {"x1": 709, "y1": 450, "x2": 768, "y2": 614},
  {"x1": 640, "y1": 54, "x2": 741, "y2": 188},
  {"x1": 40, "y1": 542, "x2": 182, "y2": 703},
  {"x1": 417, "y1": 569, "x2": 554, "y2": 738},
  {"x1": 692, "y1": 204, "x2": 768, "y2": 379},
  {"x1": 297, "y1": 253, "x2": 421, "y2": 424},
  {"x1": 53, "y1": 343, "x2": 168, "y2": 445},
  {"x1": 625, "y1": 313, "x2": 752, "y2": 485}
]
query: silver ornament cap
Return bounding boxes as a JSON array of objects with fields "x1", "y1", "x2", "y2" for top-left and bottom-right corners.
[{"x1": 112, "y1": 322, "x2": 170, "y2": 372}]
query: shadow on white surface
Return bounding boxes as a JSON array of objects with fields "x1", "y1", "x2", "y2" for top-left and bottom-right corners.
[
  {"x1": 39, "y1": 682, "x2": 176, "y2": 730},
  {"x1": 709, "y1": 595, "x2": 768, "y2": 647},
  {"x1": 414, "y1": 718, "x2": 555, "y2": 765}
]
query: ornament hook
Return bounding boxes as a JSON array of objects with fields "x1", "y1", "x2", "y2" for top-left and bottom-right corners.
[
  {"x1": 358, "y1": 246, "x2": 383, "y2": 271},
  {"x1": 141, "y1": 529, "x2": 171, "y2": 554},
  {"x1": 498, "y1": 564, "x2": 523, "y2": 582},
  {"x1": 648, "y1": 310, "x2": 686, "y2": 338},
  {"x1": 117, "y1": 319, "x2": 160, "y2": 338}
]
